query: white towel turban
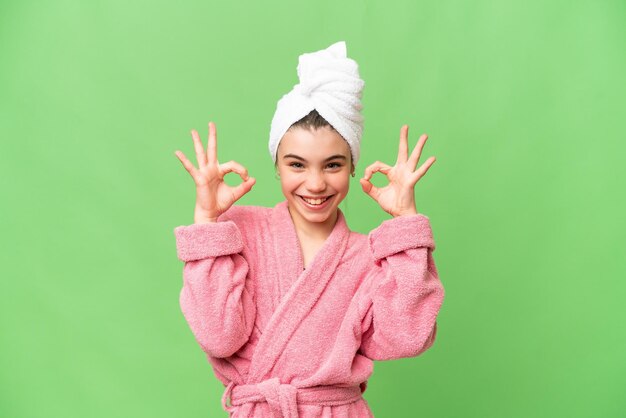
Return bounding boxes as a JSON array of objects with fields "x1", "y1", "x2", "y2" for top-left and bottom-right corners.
[{"x1": 269, "y1": 41, "x2": 365, "y2": 165}]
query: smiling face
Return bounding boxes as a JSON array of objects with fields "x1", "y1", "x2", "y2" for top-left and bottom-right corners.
[{"x1": 276, "y1": 126, "x2": 353, "y2": 233}]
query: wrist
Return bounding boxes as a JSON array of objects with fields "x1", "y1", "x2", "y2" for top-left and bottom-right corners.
[
  {"x1": 194, "y1": 217, "x2": 218, "y2": 224},
  {"x1": 391, "y1": 205, "x2": 418, "y2": 217},
  {"x1": 194, "y1": 205, "x2": 219, "y2": 224},
  {"x1": 392, "y1": 211, "x2": 418, "y2": 218}
]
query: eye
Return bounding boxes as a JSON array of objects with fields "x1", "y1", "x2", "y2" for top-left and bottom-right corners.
[
  {"x1": 289, "y1": 162, "x2": 304, "y2": 169},
  {"x1": 326, "y1": 162, "x2": 343, "y2": 169}
]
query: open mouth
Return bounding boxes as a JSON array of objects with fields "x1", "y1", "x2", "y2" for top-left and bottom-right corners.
[{"x1": 298, "y1": 195, "x2": 333, "y2": 206}]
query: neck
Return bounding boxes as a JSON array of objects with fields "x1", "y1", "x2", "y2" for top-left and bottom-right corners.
[{"x1": 287, "y1": 205, "x2": 338, "y2": 242}]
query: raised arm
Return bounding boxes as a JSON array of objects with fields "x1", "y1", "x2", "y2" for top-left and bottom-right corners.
[
  {"x1": 174, "y1": 216, "x2": 255, "y2": 358},
  {"x1": 173, "y1": 122, "x2": 257, "y2": 358},
  {"x1": 358, "y1": 124, "x2": 444, "y2": 360}
]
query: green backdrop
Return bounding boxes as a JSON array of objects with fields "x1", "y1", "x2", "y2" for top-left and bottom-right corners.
[{"x1": 2, "y1": 1, "x2": 625, "y2": 417}]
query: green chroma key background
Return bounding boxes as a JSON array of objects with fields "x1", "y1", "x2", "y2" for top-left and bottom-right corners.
[{"x1": 1, "y1": 1, "x2": 625, "y2": 417}]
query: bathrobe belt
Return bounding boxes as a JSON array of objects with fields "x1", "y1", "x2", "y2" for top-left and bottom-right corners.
[{"x1": 222, "y1": 378, "x2": 364, "y2": 417}]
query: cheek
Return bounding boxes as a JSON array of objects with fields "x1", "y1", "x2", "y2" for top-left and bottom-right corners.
[
  {"x1": 341, "y1": 180, "x2": 350, "y2": 194},
  {"x1": 331, "y1": 174, "x2": 350, "y2": 194},
  {"x1": 279, "y1": 173, "x2": 301, "y2": 192}
]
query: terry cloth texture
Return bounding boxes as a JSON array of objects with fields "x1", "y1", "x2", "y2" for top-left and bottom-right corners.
[
  {"x1": 174, "y1": 202, "x2": 445, "y2": 417},
  {"x1": 269, "y1": 41, "x2": 365, "y2": 165}
]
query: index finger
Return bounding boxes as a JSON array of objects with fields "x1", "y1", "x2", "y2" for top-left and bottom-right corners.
[{"x1": 219, "y1": 160, "x2": 249, "y2": 180}]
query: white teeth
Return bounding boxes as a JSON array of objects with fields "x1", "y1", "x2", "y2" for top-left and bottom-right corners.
[{"x1": 302, "y1": 196, "x2": 329, "y2": 205}]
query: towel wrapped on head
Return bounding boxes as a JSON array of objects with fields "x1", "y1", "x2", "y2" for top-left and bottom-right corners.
[{"x1": 269, "y1": 41, "x2": 365, "y2": 165}]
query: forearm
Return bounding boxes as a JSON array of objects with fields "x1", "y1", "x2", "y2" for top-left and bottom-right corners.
[
  {"x1": 359, "y1": 214, "x2": 445, "y2": 360},
  {"x1": 179, "y1": 255, "x2": 255, "y2": 358},
  {"x1": 360, "y1": 248, "x2": 444, "y2": 360},
  {"x1": 174, "y1": 221, "x2": 256, "y2": 358}
]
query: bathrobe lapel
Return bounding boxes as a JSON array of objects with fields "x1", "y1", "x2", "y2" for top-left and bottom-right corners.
[{"x1": 248, "y1": 201, "x2": 350, "y2": 382}]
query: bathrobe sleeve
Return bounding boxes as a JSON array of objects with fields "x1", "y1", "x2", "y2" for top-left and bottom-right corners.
[
  {"x1": 174, "y1": 209, "x2": 256, "y2": 358},
  {"x1": 358, "y1": 214, "x2": 444, "y2": 361}
]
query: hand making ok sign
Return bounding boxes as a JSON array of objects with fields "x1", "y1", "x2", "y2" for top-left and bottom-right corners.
[
  {"x1": 360, "y1": 125, "x2": 436, "y2": 217},
  {"x1": 174, "y1": 122, "x2": 256, "y2": 223}
]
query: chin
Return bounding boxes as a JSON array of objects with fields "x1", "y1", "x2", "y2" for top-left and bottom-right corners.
[{"x1": 303, "y1": 212, "x2": 335, "y2": 224}]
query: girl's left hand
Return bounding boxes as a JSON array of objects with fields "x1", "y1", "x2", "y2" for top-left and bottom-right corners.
[{"x1": 360, "y1": 125, "x2": 436, "y2": 217}]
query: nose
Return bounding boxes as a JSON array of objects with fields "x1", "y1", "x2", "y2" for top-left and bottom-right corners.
[{"x1": 305, "y1": 170, "x2": 326, "y2": 193}]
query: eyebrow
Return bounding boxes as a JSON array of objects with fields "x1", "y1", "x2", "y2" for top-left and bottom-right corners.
[{"x1": 282, "y1": 154, "x2": 347, "y2": 162}]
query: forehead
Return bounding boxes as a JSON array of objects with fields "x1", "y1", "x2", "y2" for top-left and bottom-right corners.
[{"x1": 278, "y1": 127, "x2": 351, "y2": 159}]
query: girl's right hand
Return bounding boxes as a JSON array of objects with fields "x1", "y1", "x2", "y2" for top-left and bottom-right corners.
[{"x1": 175, "y1": 121, "x2": 256, "y2": 223}]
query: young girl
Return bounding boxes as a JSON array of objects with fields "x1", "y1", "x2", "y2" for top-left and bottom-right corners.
[{"x1": 173, "y1": 41, "x2": 444, "y2": 418}]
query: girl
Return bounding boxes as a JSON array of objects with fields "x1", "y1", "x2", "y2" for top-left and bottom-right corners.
[{"x1": 173, "y1": 41, "x2": 444, "y2": 417}]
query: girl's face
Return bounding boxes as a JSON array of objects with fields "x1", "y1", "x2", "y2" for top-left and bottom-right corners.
[{"x1": 276, "y1": 126, "x2": 353, "y2": 231}]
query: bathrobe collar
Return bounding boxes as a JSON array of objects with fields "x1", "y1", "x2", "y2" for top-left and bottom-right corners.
[{"x1": 248, "y1": 200, "x2": 350, "y2": 382}]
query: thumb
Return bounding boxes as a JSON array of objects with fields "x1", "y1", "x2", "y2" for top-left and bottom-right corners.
[
  {"x1": 360, "y1": 178, "x2": 379, "y2": 200},
  {"x1": 231, "y1": 177, "x2": 256, "y2": 201}
]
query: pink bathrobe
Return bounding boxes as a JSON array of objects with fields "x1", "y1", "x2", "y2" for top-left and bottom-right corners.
[{"x1": 174, "y1": 201, "x2": 444, "y2": 417}]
